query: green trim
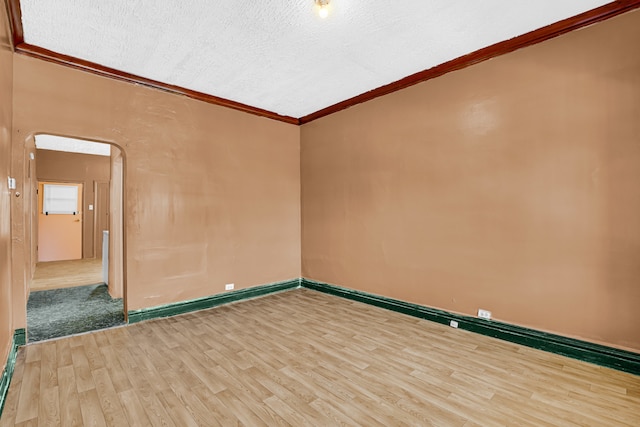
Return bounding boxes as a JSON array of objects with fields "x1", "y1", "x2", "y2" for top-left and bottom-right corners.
[
  {"x1": 0, "y1": 330, "x2": 23, "y2": 418},
  {"x1": 13, "y1": 329, "x2": 25, "y2": 347},
  {"x1": 128, "y1": 279, "x2": 301, "y2": 324},
  {"x1": 301, "y1": 278, "x2": 640, "y2": 376}
]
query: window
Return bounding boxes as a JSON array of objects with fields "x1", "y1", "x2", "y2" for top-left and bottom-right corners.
[{"x1": 43, "y1": 184, "x2": 78, "y2": 215}]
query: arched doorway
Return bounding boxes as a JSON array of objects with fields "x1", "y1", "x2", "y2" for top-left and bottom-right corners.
[{"x1": 25, "y1": 134, "x2": 127, "y2": 342}]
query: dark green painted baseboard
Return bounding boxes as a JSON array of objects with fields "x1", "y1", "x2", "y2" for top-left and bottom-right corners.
[
  {"x1": 301, "y1": 278, "x2": 640, "y2": 376},
  {"x1": 13, "y1": 329, "x2": 25, "y2": 347},
  {"x1": 0, "y1": 330, "x2": 24, "y2": 418},
  {"x1": 128, "y1": 279, "x2": 300, "y2": 324}
]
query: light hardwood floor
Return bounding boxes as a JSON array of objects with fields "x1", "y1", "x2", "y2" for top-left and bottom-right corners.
[
  {"x1": 1, "y1": 289, "x2": 639, "y2": 426},
  {"x1": 31, "y1": 259, "x2": 103, "y2": 291}
]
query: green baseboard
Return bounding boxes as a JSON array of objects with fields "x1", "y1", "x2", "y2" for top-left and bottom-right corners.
[
  {"x1": 128, "y1": 279, "x2": 301, "y2": 324},
  {"x1": 301, "y1": 278, "x2": 640, "y2": 376},
  {"x1": 13, "y1": 329, "x2": 25, "y2": 347},
  {"x1": 0, "y1": 329, "x2": 24, "y2": 418}
]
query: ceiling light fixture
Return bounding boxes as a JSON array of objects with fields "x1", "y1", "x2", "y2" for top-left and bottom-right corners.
[{"x1": 315, "y1": 0, "x2": 330, "y2": 19}]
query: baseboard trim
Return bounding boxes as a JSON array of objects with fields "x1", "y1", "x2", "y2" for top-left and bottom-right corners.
[
  {"x1": 301, "y1": 278, "x2": 640, "y2": 375},
  {"x1": 128, "y1": 279, "x2": 301, "y2": 324},
  {"x1": 0, "y1": 329, "x2": 24, "y2": 418},
  {"x1": 13, "y1": 329, "x2": 25, "y2": 347}
]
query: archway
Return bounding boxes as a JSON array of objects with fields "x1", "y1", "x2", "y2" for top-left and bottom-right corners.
[{"x1": 24, "y1": 133, "x2": 128, "y2": 342}]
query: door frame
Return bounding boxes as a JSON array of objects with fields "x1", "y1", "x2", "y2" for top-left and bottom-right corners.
[
  {"x1": 28, "y1": 133, "x2": 129, "y2": 323},
  {"x1": 93, "y1": 180, "x2": 110, "y2": 259}
]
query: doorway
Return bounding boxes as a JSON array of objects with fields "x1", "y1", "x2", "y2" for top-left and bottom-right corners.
[{"x1": 26, "y1": 134, "x2": 126, "y2": 342}]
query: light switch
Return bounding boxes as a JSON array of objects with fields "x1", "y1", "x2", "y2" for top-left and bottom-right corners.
[
  {"x1": 7, "y1": 177, "x2": 16, "y2": 190},
  {"x1": 88, "y1": 204, "x2": 94, "y2": 210}
]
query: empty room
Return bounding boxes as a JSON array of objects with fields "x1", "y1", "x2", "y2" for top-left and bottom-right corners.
[{"x1": 1, "y1": 0, "x2": 639, "y2": 426}]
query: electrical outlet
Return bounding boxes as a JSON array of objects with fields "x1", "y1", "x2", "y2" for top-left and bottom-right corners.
[
  {"x1": 449, "y1": 320, "x2": 459, "y2": 328},
  {"x1": 478, "y1": 309, "x2": 492, "y2": 320},
  {"x1": 225, "y1": 283, "x2": 234, "y2": 291}
]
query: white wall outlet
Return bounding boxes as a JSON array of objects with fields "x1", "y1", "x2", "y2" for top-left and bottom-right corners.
[
  {"x1": 449, "y1": 320, "x2": 459, "y2": 328},
  {"x1": 7, "y1": 177, "x2": 16, "y2": 190},
  {"x1": 88, "y1": 204, "x2": 94, "y2": 211},
  {"x1": 478, "y1": 309, "x2": 492, "y2": 320},
  {"x1": 225, "y1": 283, "x2": 234, "y2": 291}
]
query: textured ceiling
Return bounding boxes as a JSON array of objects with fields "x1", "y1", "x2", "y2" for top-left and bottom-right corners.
[
  {"x1": 21, "y1": 0, "x2": 613, "y2": 118},
  {"x1": 35, "y1": 135, "x2": 111, "y2": 156}
]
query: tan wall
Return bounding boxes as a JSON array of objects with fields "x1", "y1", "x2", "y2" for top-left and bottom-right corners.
[
  {"x1": 301, "y1": 9, "x2": 640, "y2": 351},
  {"x1": 9, "y1": 134, "x2": 34, "y2": 330},
  {"x1": 11, "y1": 55, "x2": 301, "y2": 317},
  {"x1": 36, "y1": 149, "x2": 111, "y2": 259},
  {"x1": 108, "y1": 147, "x2": 124, "y2": 299},
  {"x1": 0, "y1": 0, "x2": 14, "y2": 368}
]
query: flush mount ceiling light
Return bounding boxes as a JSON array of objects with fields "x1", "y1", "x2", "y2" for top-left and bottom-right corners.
[{"x1": 315, "y1": 0, "x2": 331, "y2": 19}]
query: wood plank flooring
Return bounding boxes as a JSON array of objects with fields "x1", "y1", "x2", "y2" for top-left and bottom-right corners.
[
  {"x1": 1, "y1": 289, "x2": 639, "y2": 426},
  {"x1": 31, "y1": 259, "x2": 103, "y2": 291}
]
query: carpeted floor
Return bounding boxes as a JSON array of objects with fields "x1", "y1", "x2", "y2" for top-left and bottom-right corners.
[{"x1": 27, "y1": 283, "x2": 125, "y2": 342}]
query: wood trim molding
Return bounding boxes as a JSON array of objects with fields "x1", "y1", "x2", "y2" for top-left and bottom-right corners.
[
  {"x1": 6, "y1": 0, "x2": 297, "y2": 123},
  {"x1": 6, "y1": 0, "x2": 23, "y2": 48},
  {"x1": 298, "y1": 0, "x2": 640, "y2": 124},
  {"x1": 14, "y1": 43, "x2": 300, "y2": 125},
  {"x1": 6, "y1": 0, "x2": 640, "y2": 125}
]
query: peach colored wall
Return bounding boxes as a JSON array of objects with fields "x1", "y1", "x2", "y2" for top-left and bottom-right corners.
[
  {"x1": 9, "y1": 133, "x2": 34, "y2": 330},
  {"x1": 108, "y1": 147, "x2": 124, "y2": 299},
  {"x1": 36, "y1": 149, "x2": 111, "y2": 259},
  {"x1": 11, "y1": 56, "x2": 301, "y2": 318},
  {"x1": 301, "y1": 9, "x2": 640, "y2": 351},
  {"x1": 0, "y1": 0, "x2": 14, "y2": 368}
]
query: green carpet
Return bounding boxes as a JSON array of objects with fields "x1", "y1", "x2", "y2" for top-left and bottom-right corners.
[{"x1": 27, "y1": 283, "x2": 125, "y2": 342}]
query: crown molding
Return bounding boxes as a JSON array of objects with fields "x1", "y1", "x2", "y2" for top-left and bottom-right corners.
[
  {"x1": 14, "y1": 43, "x2": 300, "y2": 124},
  {"x1": 298, "y1": 0, "x2": 640, "y2": 124},
  {"x1": 6, "y1": 0, "x2": 23, "y2": 48},
  {"x1": 6, "y1": 0, "x2": 640, "y2": 125}
]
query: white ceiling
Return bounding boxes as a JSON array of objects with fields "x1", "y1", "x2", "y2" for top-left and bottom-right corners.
[
  {"x1": 21, "y1": 0, "x2": 613, "y2": 118},
  {"x1": 35, "y1": 135, "x2": 111, "y2": 156}
]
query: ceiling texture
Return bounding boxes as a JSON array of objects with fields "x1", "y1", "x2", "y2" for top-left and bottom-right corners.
[
  {"x1": 35, "y1": 135, "x2": 111, "y2": 157},
  {"x1": 12, "y1": 1, "x2": 634, "y2": 122}
]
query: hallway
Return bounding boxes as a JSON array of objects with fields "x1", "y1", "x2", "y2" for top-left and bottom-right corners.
[{"x1": 31, "y1": 258, "x2": 103, "y2": 291}]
